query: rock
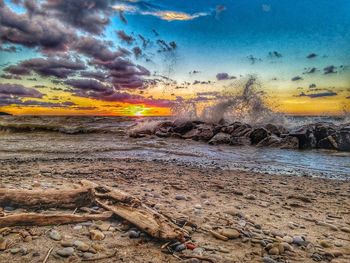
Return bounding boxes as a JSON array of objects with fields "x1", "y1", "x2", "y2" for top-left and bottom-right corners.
[
  {"x1": 73, "y1": 225, "x2": 83, "y2": 231},
  {"x1": 230, "y1": 136, "x2": 251, "y2": 146},
  {"x1": 293, "y1": 235, "x2": 306, "y2": 246},
  {"x1": 256, "y1": 135, "x2": 281, "y2": 147},
  {"x1": 340, "y1": 227, "x2": 350, "y2": 233},
  {"x1": 208, "y1": 132, "x2": 231, "y2": 145},
  {"x1": 61, "y1": 240, "x2": 74, "y2": 247},
  {"x1": 56, "y1": 247, "x2": 74, "y2": 257},
  {"x1": 183, "y1": 124, "x2": 215, "y2": 141},
  {"x1": 172, "y1": 120, "x2": 195, "y2": 134},
  {"x1": 279, "y1": 136, "x2": 299, "y2": 149},
  {"x1": 314, "y1": 123, "x2": 336, "y2": 141},
  {"x1": 282, "y1": 236, "x2": 293, "y2": 244},
  {"x1": 219, "y1": 228, "x2": 240, "y2": 239},
  {"x1": 250, "y1": 128, "x2": 270, "y2": 145},
  {"x1": 96, "y1": 223, "x2": 110, "y2": 231},
  {"x1": 49, "y1": 230, "x2": 61, "y2": 241},
  {"x1": 289, "y1": 126, "x2": 316, "y2": 149},
  {"x1": 320, "y1": 240, "x2": 332, "y2": 248},
  {"x1": 128, "y1": 230, "x2": 140, "y2": 238},
  {"x1": 335, "y1": 130, "x2": 350, "y2": 151},
  {"x1": 0, "y1": 238, "x2": 7, "y2": 251},
  {"x1": 175, "y1": 194, "x2": 186, "y2": 200},
  {"x1": 318, "y1": 135, "x2": 338, "y2": 150},
  {"x1": 194, "y1": 204, "x2": 202, "y2": 209},
  {"x1": 89, "y1": 230, "x2": 105, "y2": 241},
  {"x1": 268, "y1": 247, "x2": 280, "y2": 255},
  {"x1": 209, "y1": 230, "x2": 229, "y2": 241},
  {"x1": 263, "y1": 256, "x2": 278, "y2": 263},
  {"x1": 231, "y1": 124, "x2": 252, "y2": 137},
  {"x1": 10, "y1": 248, "x2": 21, "y2": 254},
  {"x1": 245, "y1": 194, "x2": 256, "y2": 200},
  {"x1": 174, "y1": 243, "x2": 186, "y2": 252},
  {"x1": 265, "y1": 123, "x2": 288, "y2": 137},
  {"x1": 281, "y1": 242, "x2": 293, "y2": 251},
  {"x1": 83, "y1": 252, "x2": 94, "y2": 259},
  {"x1": 73, "y1": 240, "x2": 90, "y2": 252}
]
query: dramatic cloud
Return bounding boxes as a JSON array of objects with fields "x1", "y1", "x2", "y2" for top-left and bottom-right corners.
[
  {"x1": 303, "y1": 67, "x2": 317, "y2": 74},
  {"x1": 43, "y1": 0, "x2": 116, "y2": 34},
  {"x1": 0, "y1": 83, "x2": 44, "y2": 106},
  {"x1": 0, "y1": 45, "x2": 18, "y2": 52},
  {"x1": 298, "y1": 91, "x2": 337, "y2": 98},
  {"x1": 65, "y1": 79, "x2": 111, "y2": 93},
  {"x1": 5, "y1": 57, "x2": 86, "y2": 78}
]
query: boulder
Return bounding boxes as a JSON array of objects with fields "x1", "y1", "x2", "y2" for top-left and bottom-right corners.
[
  {"x1": 221, "y1": 122, "x2": 243, "y2": 134},
  {"x1": 230, "y1": 137, "x2": 251, "y2": 146},
  {"x1": 314, "y1": 123, "x2": 336, "y2": 142},
  {"x1": 208, "y1": 132, "x2": 231, "y2": 145},
  {"x1": 289, "y1": 126, "x2": 316, "y2": 149},
  {"x1": 172, "y1": 120, "x2": 195, "y2": 134},
  {"x1": 182, "y1": 124, "x2": 215, "y2": 141},
  {"x1": 256, "y1": 135, "x2": 281, "y2": 147},
  {"x1": 250, "y1": 127, "x2": 270, "y2": 145},
  {"x1": 317, "y1": 135, "x2": 337, "y2": 150},
  {"x1": 265, "y1": 123, "x2": 288, "y2": 137},
  {"x1": 335, "y1": 130, "x2": 350, "y2": 151},
  {"x1": 231, "y1": 124, "x2": 252, "y2": 137},
  {"x1": 279, "y1": 136, "x2": 299, "y2": 149}
]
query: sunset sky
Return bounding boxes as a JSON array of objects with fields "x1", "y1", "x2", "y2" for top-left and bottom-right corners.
[{"x1": 0, "y1": 0, "x2": 349, "y2": 116}]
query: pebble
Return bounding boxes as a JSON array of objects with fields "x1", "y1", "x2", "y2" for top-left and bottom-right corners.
[
  {"x1": 97, "y1": 223, "x2": 110, "y2": 231},
  {"x1": 128, "y1": 230, "x2": 140, "y2": 238},
  {"x1": 0, "y1": 238, "x2": 7, "y2": 251},
  {"x1": 49, "y1": 230, "x2": 62, "y2": 241},
  {"x1": 83, "y1": 252, "x2": 94, "y2": 259},
  {"x1": 174, "y1": 244, "x2": 186, "y2": 252},
  {"x1": 282, "y1": 235, "x2": 293, "y2": 244},
  {"x1": 73, "y1": 240, "x2": 90, "y2": 252},
  {"x1": 175, "y1": 195, "x2": 186, "y2": 200},
  {"x1": 219, "y1": 228, "x2": 240, "y2": 239},
  {"x1": 340, "y1": 227, "x2": 350, "y2": 233},
  {"x1": 89, "y1": 229, "x2": 105, "y2": 241},
  {"x1": 73, "y1": 225, "x2": 83, "y2": 230},
  {"x1": 61, "y1": 240, "x2": 73, "y2": 247},
  {"x1": 245, "y1": 194, "x2": 256, "y2": 200},
  {"x1": 209, "y1": 230, "x2": 229, "y2": 241},
  {"x1": 10, "y1": 248, "x2": 21, "y2": 254},
  {"x1": 292, "y1": 235, "x2": 306, "y2": 246},
  {"x1": 263, "y1": 257, "x2": 278, "y2": 263},
  {"x1": 194, "y1": 204, "x2": 202, "y2": 209},
  {"x1": 200, "y1": 193, "x2": 208, "y2": 198},
  {"x1": 320, "y1": 240, "x2": 332, "y2": 248},
  {"x1": 56, "y1": 247, "x2": 74, "y2": 257},
  {"x1": 268, "y1": 247, "x2": 280, "y2": 255}
]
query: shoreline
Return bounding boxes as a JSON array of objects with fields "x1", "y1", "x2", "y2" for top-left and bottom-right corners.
[{"x1": 0, "y1": 158, "x2": 349, "y2": 262}]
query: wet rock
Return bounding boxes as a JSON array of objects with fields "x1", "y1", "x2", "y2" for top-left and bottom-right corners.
[
  {"x1": 89, "y1": 229, "x2": 105, "y2": 241},
  {"x1": 172, "y1": 120, "x2": 195, "y2": 134},
  {"x1": 279, "y1": 136, "x2": 299, "y2": 149},
  {"x1": 208, "y1": 132, "x2": 231, "y2": 145},
  {"x1": 265, "y1": 123, "x2": 288, "y2": 137},
  {"x1": 231, "y1": 124, "x2": 252, "y2": 137},
  {"x1": 183, "y1": 124, "x2": 215, "y2": 141},
  {"x1": 73, "y1": 240, "x2": 90, "y2": 252},
  {"x1": 314, "y1": 123, "x2": 336, "y2": 142},
  {"x1": 335, "y1": 130, "x2": 350, "y2": 151},
  {"x1": 250, "y1": 128, "x2": 270, "y2": 145},
  {"x1": 49, "y1": 230, "x2": 61, "y2": 241},
  {"x1": 289, "y1": 126, "x2": 317, "y2": 149},
  {"x1": 318, "y1": 135, "x2": 338, "y2": 150},
  {"x1": 219, "y1": 228, "x2": 240, "y2": 239},
  {"x1": 230, "y1": 136, "x2": 251, "y2": 146},
  {"x1": 256, "y1": 135, "x2": 281, "y2": 147},
  {"x1": 56, "y1": 247, "x2": 74, "y2": 257}
]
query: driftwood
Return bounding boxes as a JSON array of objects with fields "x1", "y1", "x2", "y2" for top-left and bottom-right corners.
[
  {"x1": 0, "y1": 212, "x2": 113, "y2": 227},
  {"x1": 0, "y1": 187, "x2": 94, "y2": 209},
  {"x1": 0, "y1": 180, "x2": 186, "y2": 241}
]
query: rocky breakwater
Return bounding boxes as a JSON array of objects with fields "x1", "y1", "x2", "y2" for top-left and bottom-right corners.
[{"x1": 129, "y1": 120, "x2": 350, "y2": 152}]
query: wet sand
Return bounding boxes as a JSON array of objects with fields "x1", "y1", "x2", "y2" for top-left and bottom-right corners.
[{"x1": 0, "y1": 158, "x2": 349, "y2": 263}]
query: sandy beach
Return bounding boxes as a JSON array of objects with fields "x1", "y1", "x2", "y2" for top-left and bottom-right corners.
[{"x1": 0, "y1": 157, "x2": 349, "y2": 263}]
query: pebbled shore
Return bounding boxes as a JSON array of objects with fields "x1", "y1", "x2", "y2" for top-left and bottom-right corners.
[{"x1": 0, "y1": 158, "x2": 349, "y2": 263}]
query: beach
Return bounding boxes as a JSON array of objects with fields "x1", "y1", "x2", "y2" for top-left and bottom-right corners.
[{"x1": 0, "y1": 116, "x2": 349, "y2": 263}]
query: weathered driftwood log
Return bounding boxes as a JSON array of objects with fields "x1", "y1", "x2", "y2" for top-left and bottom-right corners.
[
  {"x1": 0, "y1": 187, "x2": 94, "y2": 209},
  {"x1": 0, "y1": 212, "x2": 113, "y2": 227},
  {"x1": 81, "y1": 180, "x2": 185, "y2": 240}
]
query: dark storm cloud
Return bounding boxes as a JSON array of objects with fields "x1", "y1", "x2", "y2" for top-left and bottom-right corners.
[
  {"x1": 306, "y1": 53, "x2": 317, "y2": 59},
  {"x1": 0, "y1": 74, "x2": 21, "y2": 80},
  {"x1": 80, "y1": 71, "x2": 107, "y2": 81},
  {"x1": 323, "y1": 65, "x2": 337, "y2": 74},
  {"x1": 297, "y1": 91, "x2": 337, "y2": 98},
  {"x1": 0, "y1": 83, "x2": 43, "y2": 98},
  {"x1": 116, "y1": 30, "x2": 134, "y2": 44},
  {"x1": 43, "y1": 0, "x2": 116, "y2": 35},
  {"x1": 4, "y1": 57, "x2": 86, "y2": 78},
  {"x1": 0, "y1": 2, "x2": 75, "y2": 52},
  {"x1": 65, "y1": 79, "x2": 111, "y2": 92},
  {"x1": 291, "y1": 76, "x2": 303, "y2": 81}
]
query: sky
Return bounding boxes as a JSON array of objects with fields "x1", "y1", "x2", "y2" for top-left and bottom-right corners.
[{"x1": 0, "y1": 0, "x2": 349, "y2": 116}]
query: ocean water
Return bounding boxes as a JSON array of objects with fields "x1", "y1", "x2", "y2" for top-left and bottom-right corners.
[{"x1": 0, "y1": 116, "x2": 349, "y2": 180}]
